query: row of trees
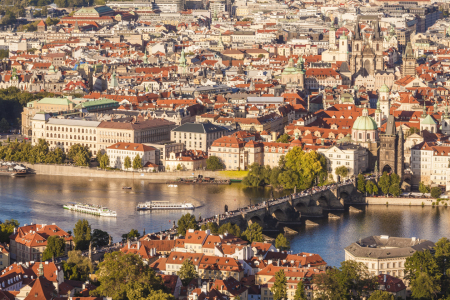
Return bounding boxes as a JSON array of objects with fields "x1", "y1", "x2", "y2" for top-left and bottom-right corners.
[
  {"x1": 243, "y1": 146, "x2": 328, "y2": 190},
  {"x1": 357, "y1": 172, "x2": 401, "y2": 197},
  {"x1": 419, "y1": 182, "x2": 443, "y2": 199},
  {"x1": 97, "y1": 152, "x2": 143, "y2": 170},
  {"x1": 0, "y1": 139, "x2": 65, "y2": 164}
]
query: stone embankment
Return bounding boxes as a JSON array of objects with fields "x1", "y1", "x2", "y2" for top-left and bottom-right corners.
[
  {"x1": 23, "y1": 163, "x2": 243, "y2": 182},
  {"x1": 365, "y1": 197, "x2": 445, "y2": 206}
]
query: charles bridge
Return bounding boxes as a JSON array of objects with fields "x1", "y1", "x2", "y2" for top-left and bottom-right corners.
[{"x1": 215, "y1": 182, "x2": 362, "y2": 229}]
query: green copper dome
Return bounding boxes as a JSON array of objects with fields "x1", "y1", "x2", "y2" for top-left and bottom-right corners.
[
  {"x1": 379, "y1": 84, "x2": 390, "y2": 93},
  {"x1": 340, "y1": 32, "x2": 348, "y2": 40},
  {"x1": 282, "y1": 58, "x2": 298, "y2": 74},
  {"x1": 353, "y1": 115, "x2": 378, "y2": 131}
]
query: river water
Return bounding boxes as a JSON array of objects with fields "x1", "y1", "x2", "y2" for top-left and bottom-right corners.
[{"x1": 1, "y1": 175, "x2": 449, "y2": 266}]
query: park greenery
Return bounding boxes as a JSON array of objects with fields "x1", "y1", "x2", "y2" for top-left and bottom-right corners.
[
  {"x1": 206, "y1": 155, "x2": 224, "y2": 170},
  {"x1": 313, "y1": 260, "x2": 377, "y2": 300},
  {"x1": 0, "y1": 87, "x2": 55, "y2": 127},
  {"x1": 0, "y1": 139, "x2": 65, "y2": 164},
  {"x1": 121, "y1": 229, "x2": 140, "y2": 242},
  {"x1": 133, "y1": 154, "x2": 143, "y2": 170},
  {"x1": 276, "y1": 133, "x2": 292, "y2": 143},
  {"x1": 68, "y1": 144, "x2": 91, "y2": 166},
  {"x1": 241, "y1": 222, "x2": 264, "y2": 243},
  {"x1": 90, "y1": 252, "x2": 171, "y2": 300},
  {"x1": 0, "y1": 219, "x2": 19, "y2": 243},
  {"x1": 61, "y1": 250, "x2": 93, "y2": 281},
  {"x1": 403, "y1": 237, "x2": 450, "y2": 299},
  {"x1": 177, "y1": 213, "x2": 199, "y2": 235},
  {"x1": 243, "y1": 146, "x2": 328, "y2": 190}
]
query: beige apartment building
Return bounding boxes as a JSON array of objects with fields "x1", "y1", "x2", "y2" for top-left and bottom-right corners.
[
  {"x1": 344, "y1": 236, "x2": 435, "y2": 279},
  {"x1": 31, "y1": 114, "x2": 101, "y2": 155},
  {"x1": 106, "y1": 143, "x2": 156, "y2": 170},
  {"x1": 171, "y1": 122, "x2": 228, "y2": 152},
  {"x1": 98, "y1": 118, "x2": 176, "y2": 153}
]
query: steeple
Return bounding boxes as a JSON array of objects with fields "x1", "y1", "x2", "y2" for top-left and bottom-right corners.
[
  {"x1": 397, "y1": 126, "x2": 404, "y2": 181},
  {"x1": 421, "y1": 103, "x2": 427, "y2": 118},
  {"x1": 143, "y1": 49, "x2": 148, "y2": 64},
  {"x1": 354, "y1": 17, "x2": 361, "y2": 40}
]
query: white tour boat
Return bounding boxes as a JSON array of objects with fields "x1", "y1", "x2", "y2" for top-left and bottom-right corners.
[
  {"x1": 63, "y1": 203, "x2": 117, "y2": 217},
  {"x1": 136, "y1": 201, "x2": 194, "y2": 211}
]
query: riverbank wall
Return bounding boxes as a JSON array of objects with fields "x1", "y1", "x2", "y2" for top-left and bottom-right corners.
[
  {"x1": 23, "y1": 163, "x2": 244, "y2": 182},
  {"x1": 365, "y1": 197, "x2": 446, "y2": 206}
]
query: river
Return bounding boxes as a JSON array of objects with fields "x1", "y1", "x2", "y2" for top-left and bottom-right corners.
[{"x1": 1, "y1": 174, "x2": 449, "y2": 267}]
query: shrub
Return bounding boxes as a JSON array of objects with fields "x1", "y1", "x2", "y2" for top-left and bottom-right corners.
[{"x1": 422, "y1": 202, "x2": 425, "y2": 207}]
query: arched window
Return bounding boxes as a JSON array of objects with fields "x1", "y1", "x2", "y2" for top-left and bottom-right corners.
[
  {"x1": 359, "y1": 133, "x2": 362, "y2": 139},
  {"x1": 356, "y1": 44, "x2": 359, "y2": 51},
  {"x1": 367, "y1": 133, "x2": 370, "y2": 139}
]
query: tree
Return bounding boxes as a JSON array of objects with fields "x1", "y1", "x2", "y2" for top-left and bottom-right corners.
[
  {"x1": 200, "y1": 222, "x2": 219, "y2": 234},
  {"x1": 177, "y1": 213, "x2": 198, "y2": 235},
  {"x1": 357, "y1": 173, "x2": 366, "y2": 193},
  {"x1": 388, "y1": 173, "x2": 401, "y2": 196},
  {"x1": 0, "y1": 219, "x2": 19, "y2": 243},
  {"x1": 431, "y1": 187, "x2": 442, "y2": 199},
  {"x1": 378, "y1": 172, "x2": 391, "y2": 195},
  {"x1": 90, "y1": 252, "x2": 164, "y2": 300},
  {"x1": 372, "y1": 184, "x2": 379, "y2": 195},
  {"x1": 218, "y1": 222, "x2": 240, "y2": 237},
  {"x1": 62, "y1": 250, "x2": 93, "y2": 280},
  {"x1": 368, "y1": 290, "x2": 394, "y2": 300},
  {"x1": 176, "y1": 163, "x2": 183, "y2": 171},
  {"x1": 275, "y1": 233, "x2": 290, "y2": 251},
  {"x1": 177, "y1": 259, "x2": 198, "y2": 286},
  {"x1": 42, "y1": 235, "x2": 66, "y2": 261},
  {"x1": 91, "y1": 229, "x2": 110, "y2": 248},
  {"x1": 41, "y1": 6, "x2": 48, "y2": 16},
  {"x1": 242, "y1": 223, "x2": 264, "y2": 243},
  {"x1": 124, "y1": 156, "x2": 131, "y2": 170},
  {"x1": 99, "y1": 154, "x2": 110, "y2": 169},
  {"x1": 313, "y1": 260, "x2": 376, "y2": 300},
  {"x1": 68, "y1": 144, "x2": 91, "y2": 166},
  {"x1": 405, "y1": 250, "x2": 441, "y2": 299},
  {"x1": 271, "y1": 269, "x2": 287, "y2": 300},
  {"x1": 293, "y1": 281, "x2": 307, "y2": 300},
  {"x1": 276, "y1": 134, "x2": 291, "y2": 143},
  {"x1": 0, "y1": 118, "x2": 9, "y2": 132},
  {"x1": 133, "y1": 154, "x2": 142, "y2": 170},
  {"x1": 419, "y1": 182, "x2": 430, "y2": 194},
  {"x1": 126, "y1": 229, "x2": 140, "y2": 240},
  {"x1": 73, "y1": 219, "x2": 91, "y2": 250},
  {"x1": 335, "y1": 166, "x2": 349, "y2": 180},
  {"x1": 206, "y1": 156, "x2": 223, "y2": 170},
  {"x1": 366, "y1": 180, "x2": 374, "y2": 195}
]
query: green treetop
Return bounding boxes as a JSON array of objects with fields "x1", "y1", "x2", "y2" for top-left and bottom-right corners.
[
  {"x1": 271, "y1": 269, "x2": 287, "y2": 300},
  {"x1": 177, "y1": 259, "x2": 198, "y2": 286}
]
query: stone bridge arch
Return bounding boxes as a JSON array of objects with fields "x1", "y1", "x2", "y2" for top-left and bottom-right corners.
[
  {"x1": 339, "y1": 191, "x2": 349, "y2": 205},
  {"x1": 317, "y1": 195, "x2": 328, "y2": 207},
  {"x1": 271, "y1": 209, "x2": 288, "y2": 222},
  {"x1": 248, "y1": 216, "x2": 263, "y2": 227}
]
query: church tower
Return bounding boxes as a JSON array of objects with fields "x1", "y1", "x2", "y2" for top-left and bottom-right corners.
[
  {"x1": 329, "y1": 23, "x2": 336, "y2": 50},
  {"x1": 351, "y1": 17, "x2": 364, "y2": 75},
  {"x1": 379, "y1": 115, "x2": 402, "y2": 178},
  {"x1": 339, "y1": 32, "x2": 348, "y2": 55},
  {"x1": 441, "y1": 106, "x2": 450, "y2": 134},
  {"x1": 379, "y1": 84, "x2": 390, "y2": 121},
  {"x1": 375, "y1": 100, "x2": 383, "y2": 128},
  {"x1": 402, "y1": 42, "x2": 416, "y2": 76}
]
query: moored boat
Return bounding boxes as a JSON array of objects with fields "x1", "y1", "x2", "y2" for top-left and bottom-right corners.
[
  {"x1": 136, "y1": 201, "x2": 194, "y2": 211},
  {"x1": 63, "y1": 203, "x2": 117, "y2": 217}
]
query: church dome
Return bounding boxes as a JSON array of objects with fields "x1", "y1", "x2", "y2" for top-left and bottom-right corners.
[
  {"x1": 352, "y1": 114, "x2": 378, "y2": 131},
  {"x1": 282, "y1": 58, "x2": 297, "y2": 74},
  {"x1": 379, "y1": 84, "x2": 390, "y2": 93}
]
